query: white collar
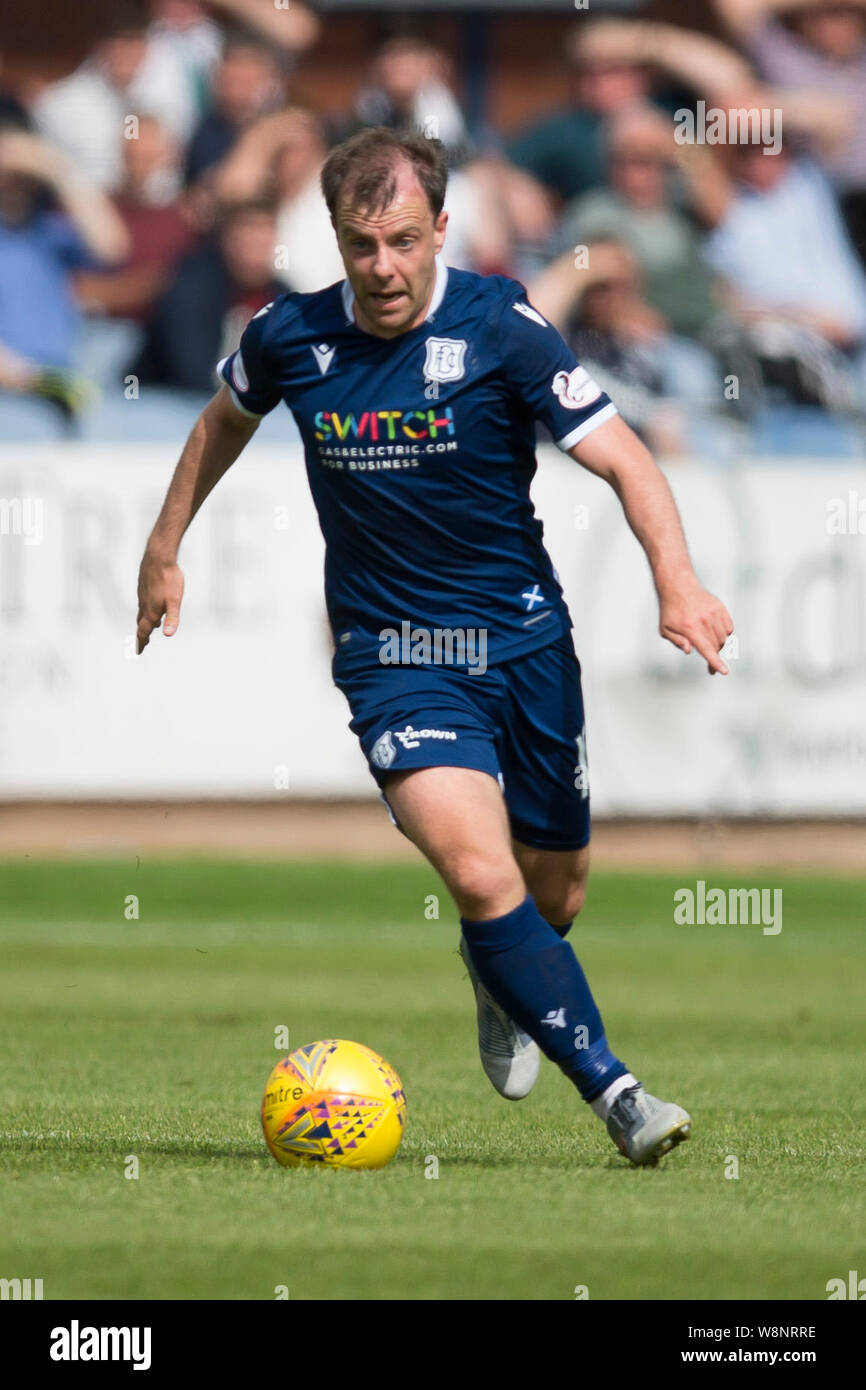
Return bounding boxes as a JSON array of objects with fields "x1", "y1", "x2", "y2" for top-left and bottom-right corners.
[{"x1": 341, "y1": 255, "x2": 448, "y2": 329}]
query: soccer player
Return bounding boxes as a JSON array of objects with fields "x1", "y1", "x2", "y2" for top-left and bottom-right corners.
[{"x1": 137, "y1": 128, "x2": 734, "y2": 1165}]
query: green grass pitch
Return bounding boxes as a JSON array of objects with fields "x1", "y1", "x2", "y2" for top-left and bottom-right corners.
[{"x1": 1, "y1": 857, "x2": 863, "y2": 1301}]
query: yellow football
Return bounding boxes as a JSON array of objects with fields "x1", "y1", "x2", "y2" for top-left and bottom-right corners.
[{"x1": 261, "y1": 1039, "x2": 407, "y2": 1169}]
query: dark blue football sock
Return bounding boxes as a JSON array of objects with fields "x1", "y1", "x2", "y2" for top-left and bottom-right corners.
[
  {"x1": 549, "y1": 919, "x2": 573, "y2": 938},
  {"x1": 461, "y1": 895, "x2": 627, "y2": 1102}
]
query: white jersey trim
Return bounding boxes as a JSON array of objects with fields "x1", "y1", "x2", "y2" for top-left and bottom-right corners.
[
  {"x1": 556, "y1": 401, "x2": 618, "y2": 452},
  {"x1": 341, "y1": 254, "x2": 449, "y2": 326}
]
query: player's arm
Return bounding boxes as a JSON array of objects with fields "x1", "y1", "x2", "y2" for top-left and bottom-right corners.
[
  {"x1": 567, "y1": 413, "x2": 734, "y2": 675},
  {"x1": 138, "y1": 300, "x2": 283, "y2": 652},
  {"x1": 136, "y1": 386, "x2": 259, "y2": 653},
  {"x1": 498, "y1": 279, "x2": 734, "y2": 673}
]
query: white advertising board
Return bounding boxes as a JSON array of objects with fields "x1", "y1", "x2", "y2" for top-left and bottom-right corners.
[{"x1": 1, "y1": 444, "x2": 863, "y2": 812}]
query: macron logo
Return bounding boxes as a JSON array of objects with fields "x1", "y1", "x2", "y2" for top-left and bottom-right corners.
[
  {"x1": 50, "y1": 1321, "x2": 152, "y2": 1371},
  {"x1": 312, "y1": 342, "x2": 336, "y2": 375}
]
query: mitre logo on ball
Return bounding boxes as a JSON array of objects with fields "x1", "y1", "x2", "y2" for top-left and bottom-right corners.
[{"x1": 262, "y1": 1039, "x2": 407, "y2": 1170}]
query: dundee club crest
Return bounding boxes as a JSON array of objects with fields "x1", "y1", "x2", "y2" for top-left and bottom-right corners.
[
  {"x1": 371, "y1": 730, "x2": 397, "y2": 769},
  {"x1": 423, "y1": 337, "x2": 467, "y2": 384}
]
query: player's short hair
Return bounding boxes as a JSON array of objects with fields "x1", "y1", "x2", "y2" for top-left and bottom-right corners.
[{"x1": 320, "y1": 126, "x2": 448, "y2": 226}]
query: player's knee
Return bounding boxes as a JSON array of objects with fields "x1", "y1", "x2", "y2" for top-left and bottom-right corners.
[
  {"x1": 536, "y1": 876, "x2": 587, "y2": 928},
  {"x1": 445, "y1": 849, "x2": 523, "y2": 921}
]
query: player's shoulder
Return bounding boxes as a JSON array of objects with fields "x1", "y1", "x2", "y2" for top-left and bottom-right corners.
[
  {"x1": 447, "y1": 269, "x2": 553, "y2": 352},
  {"x1": 445, "y1": 266, "x2": 529, "y2": 314},
  {"x1": 244, "y1": 280, "x2": 348, "y2": 350},
  {"x1": 444, "y1": 268, "x2": 547, "y2": 349}
]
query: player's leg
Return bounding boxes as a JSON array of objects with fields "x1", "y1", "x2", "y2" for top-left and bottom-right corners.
[
  {"x1": 380, "y1": 763, "x2": 541, "y2": 1098},
  {"x1": 515, "y1": 843, "x2": 692, "y2": 1162},
  {"x1": 383, "y1": 765, "x2": 524, "y2": 916},
  {"x1": 495, "y1": 633, "x2": 691, "y2": 1163},
  {"x1": 512, "y1": 842, "x2": 590, "y2": 935},
  {"x1": 383, "y1": 764, "x2": 641, "y2": 1128},
  {"x1": 331, "y1": 657, "x2": 548, "y2": 1094},
  {"x1": 335, "y1": 653, "x2": 689, "y2": 1161}
]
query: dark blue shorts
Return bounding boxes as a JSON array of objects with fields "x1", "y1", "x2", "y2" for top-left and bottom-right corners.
[{"x1": 333, "y1": 631, "x2": 590, "y2": 852}]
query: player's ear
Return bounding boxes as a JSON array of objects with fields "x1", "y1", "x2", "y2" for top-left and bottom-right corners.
[{"x1": 433, "y1": 207, "x2": 448, "y2": 252}]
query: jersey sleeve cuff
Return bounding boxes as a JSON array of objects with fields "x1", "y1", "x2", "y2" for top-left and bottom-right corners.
[{"x1": 556, "y1": 401, "x2": 618, "y2": 452}]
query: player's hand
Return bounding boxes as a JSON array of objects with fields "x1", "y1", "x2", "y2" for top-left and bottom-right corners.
[
  {"x1": 659, "y1": 580, "x2": 734, "y2": 675},
  {"x1": 136, "y1": 550, "x2": 184, "y2": 654}
]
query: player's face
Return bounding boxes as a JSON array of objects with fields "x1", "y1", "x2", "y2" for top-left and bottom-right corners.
[{"x1": 335, "y1": 169, "x2": 447, "y2": 339}]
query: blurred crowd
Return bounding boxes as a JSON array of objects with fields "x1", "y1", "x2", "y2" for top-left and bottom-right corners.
[{"x1": 3, "y1": 0, "x2": 866, "y2": 455}]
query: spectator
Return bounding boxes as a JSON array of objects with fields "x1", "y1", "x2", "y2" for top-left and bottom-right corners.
[
  {"x1": 558, "y1": 104, "x2": 724, "y2": 340},
  {"x1": 353, "y1": 36, "x2": 472, "y2": 166},
  {"x1": 528, "y1": 240, "x2": 721, "y2": 456},
  {"x1": 73, "y1": 115, "x2": 198, "y2": 323},
  {"x1": 29, "y1": 0, "x2": 319, "y2": 195},
  {"x1": 0, "y1": 129, "x2": 129, "y2": 409},
  {"x1": 184, "y1": 33, "x2": 285, "y2": 186},
  {"x1": 139, "y1": 0, "x2": 319, "y2": 147},
  {"x1": 214, "y1": 107, "x2": 344, "y2": 292},
  {"x1": 168, "y1": 0, "x2": 320, "y2": 63},
  {"x1": 30, "y1": 6, "x2": 186, "y2": 190},
  {"x1": 713, "y1": 0, "x2": 866, "y2": 260},
  {"x1": 135, "y1": 198, "x2": 280, "y2": 391},
  {"x1": 703, "y1": 142, "x2": 866, "y2": 409},
  {"x1": 506, "y1": 17, "x2": 752, "y2": 207}
]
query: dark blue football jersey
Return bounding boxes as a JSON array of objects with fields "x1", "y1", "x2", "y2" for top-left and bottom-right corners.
[{"x1": 218, "y1": 258, "x2": 617, "y2": 668}]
